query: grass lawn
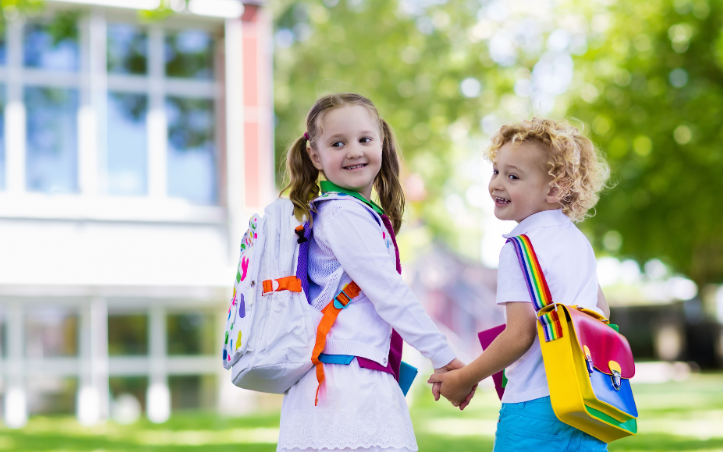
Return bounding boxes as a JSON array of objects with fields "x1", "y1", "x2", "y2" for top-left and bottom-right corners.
[{"x1": 1, "y1": 373, "x2": 722, "y2": 451}]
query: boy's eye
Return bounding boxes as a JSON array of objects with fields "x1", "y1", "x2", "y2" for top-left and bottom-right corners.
[
  {"x1": 492, "y1": 169, "x2": 499, "y2": 175},
  {"x1": 509, "y1": 174, "x2": 519, "y2": 180}
]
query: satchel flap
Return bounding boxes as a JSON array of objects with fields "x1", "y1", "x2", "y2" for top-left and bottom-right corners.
[{"x1": 566, "y1": 306, "x2": 635, "y2": 379}]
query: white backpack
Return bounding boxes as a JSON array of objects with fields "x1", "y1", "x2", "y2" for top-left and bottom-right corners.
[{"x1": 222, "y1": 198, "x2": 323, "y2": 393}]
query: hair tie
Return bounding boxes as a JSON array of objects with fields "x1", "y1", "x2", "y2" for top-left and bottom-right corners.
[{"x1": 303, "y1": 132, "x2": 310, "y2": 141}]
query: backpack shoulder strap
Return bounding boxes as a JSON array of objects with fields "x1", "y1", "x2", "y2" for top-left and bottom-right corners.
[{"x1": 506, "y1": 234, "x2": 563, "y2": 342}]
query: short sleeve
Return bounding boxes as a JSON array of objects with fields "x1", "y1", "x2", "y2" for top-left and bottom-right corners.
[{"x1": 496, "y1": 241, "x2": 533, "y2": 304}]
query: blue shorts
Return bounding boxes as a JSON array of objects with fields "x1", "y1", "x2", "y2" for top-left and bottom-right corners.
[{"x1": 493, "y1": 396, "x2": 608, "y2": 452}]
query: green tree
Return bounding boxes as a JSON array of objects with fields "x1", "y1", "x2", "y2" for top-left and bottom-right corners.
[
  {"x1": 272, "y1": 0, "x2": 531, "y2": 257},
  {"x1": 567, "y1": 0, "x2": 723, "y2": 288}
]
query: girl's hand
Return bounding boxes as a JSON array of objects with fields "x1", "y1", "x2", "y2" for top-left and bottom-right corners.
[{"x1": 428, "y1": 369, "x2": 477, "y2": 408}]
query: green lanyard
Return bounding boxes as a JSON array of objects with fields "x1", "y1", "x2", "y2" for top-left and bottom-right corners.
[{"x1": 319, "y1": 181, "x2": 384, "y2": 215}]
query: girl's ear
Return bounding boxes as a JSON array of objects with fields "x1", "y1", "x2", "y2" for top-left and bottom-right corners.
[{"x1": 307, "y1": 144, "x2": 324, "y2": 170}]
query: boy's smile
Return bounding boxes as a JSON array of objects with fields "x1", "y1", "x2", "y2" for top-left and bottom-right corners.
[{"x1": 488, "y1": 141, "x2": 562, "y2": 223}]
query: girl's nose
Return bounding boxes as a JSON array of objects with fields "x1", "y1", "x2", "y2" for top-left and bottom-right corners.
[{"x1": 346, "y1": 144, "x2": 363, "y2": 158}]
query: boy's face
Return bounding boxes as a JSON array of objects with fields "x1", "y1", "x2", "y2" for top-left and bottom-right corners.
[{"x1": 488, "y1": 140, "x2": 561, "y2": 223}]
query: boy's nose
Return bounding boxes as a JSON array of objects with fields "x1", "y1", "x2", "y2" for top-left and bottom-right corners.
[{"x1": 489, "y1": 178, "x2": 503, "y2": 193}]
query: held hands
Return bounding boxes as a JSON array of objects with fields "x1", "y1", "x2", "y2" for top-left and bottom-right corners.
[{"x1": 430, "y1": 358, "x2": 477, "y2": 410}]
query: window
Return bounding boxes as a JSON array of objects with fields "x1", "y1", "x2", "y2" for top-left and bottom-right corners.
[
  {"x1": 108, "y1": 314, "x2": 148, "y2": 356},
  {"x1": 169, "y1": 375, "x2": 216, "y2": 410},
  {"x1": 27, "y1": 377, "x2": 78, "y2": 415},
  {"x1": 107, "y1": 23, "x2": 147, "y2": 75},
  {"x1": 23, "y1": 22, "x2": 79, "y2": 72},
  {"x1": 165, "y1": 30, "x2": 214, "y2": 80},
  {"x1": 107, "y1": 92, "x2": 149, "y2": 196},
  {"x1": 167, "y1": 312, "x2": 214, "y2": 355},
  {"x1": 0, "y1": 87, "x2": 6, "y2": 191},
  {"x1": 24, "y1": 308, "x2": 79, "y2": 358},
  {"x1": 25, "y1": 87, "x2": 79, "y2": 193},
  {"x1": 21, "y1": 21, "x2": 80, "y2": 193},
  {"x1": 166, "y1": 97, "x2": 217, "y2": 204},
  {"x1": 1, "y1": 16, "x2": 220, "y2": 204},
  {"x1": 164, "y1": 29, "x2": 217, "y2": 205},
  {"x1": 105, "y1": 24, "x2": 219, "y2": 204}
]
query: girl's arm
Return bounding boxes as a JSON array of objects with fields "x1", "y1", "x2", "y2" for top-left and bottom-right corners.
[
  {"x1": 428, "y1": 301, "x2": 537, "y2": 406},
  {"x1": 324, "y1": 203, "x2": 457, "y2": 369},
  {"x1": 597, "y1": 284, "x2": 610, "y2": 318}
]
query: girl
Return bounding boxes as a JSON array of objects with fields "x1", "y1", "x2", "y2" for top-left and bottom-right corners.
[
  {"x1": 277, "y1": 93, "x2": 468, "y2": 452},
  {"x1": 428, "y1": 118, "x2": 612, "y2": 451}
]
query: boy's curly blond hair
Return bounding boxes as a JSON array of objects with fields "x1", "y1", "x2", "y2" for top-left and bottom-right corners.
[{"x1": 486, "y1": 118, "x2": 611, "y2": 223}]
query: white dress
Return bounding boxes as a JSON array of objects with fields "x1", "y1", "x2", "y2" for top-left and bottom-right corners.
[{"x1": 277, "y1": 197, "x2": 455, "y2": 452}]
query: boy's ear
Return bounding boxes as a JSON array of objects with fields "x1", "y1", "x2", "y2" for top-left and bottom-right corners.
[
  {"x1": 546, "y1": 183, "x2": 565, "y2": 205},
  {"x1": 307, "y1": 145, "x2": 324, "y2": 170}
]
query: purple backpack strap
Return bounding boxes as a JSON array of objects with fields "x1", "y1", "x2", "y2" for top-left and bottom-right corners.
[
  {"x1": 295, "y1": 221, "x2": 312, "y2": 302},
  {"x1": 356, "y1": 214, "x2": 403, "y2": 382}
]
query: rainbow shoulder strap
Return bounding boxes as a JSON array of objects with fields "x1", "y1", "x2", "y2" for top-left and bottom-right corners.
[{"x1": 506, "y1": 234, "x2": 563, "y2": 342}]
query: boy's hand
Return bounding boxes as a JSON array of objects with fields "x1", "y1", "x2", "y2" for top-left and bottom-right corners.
[
  {"x1": 432, "y1": 358, "x2": 465, "y2": 402},
  {"x1": 428, "y1": 369, "x2": 477, "y2": 408}
]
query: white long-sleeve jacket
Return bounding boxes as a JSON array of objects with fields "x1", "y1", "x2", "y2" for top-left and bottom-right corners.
[{"x1": 307, "y1": 197, "x2": 456, "y2": 369}]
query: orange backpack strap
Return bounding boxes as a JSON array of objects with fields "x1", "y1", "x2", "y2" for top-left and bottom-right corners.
[
  {"x1": 262, "y1": 276, "x2": 303, "y2": 295},
  {"x1": 310, "y1": 281, "x2": 362, "y2": 405}
]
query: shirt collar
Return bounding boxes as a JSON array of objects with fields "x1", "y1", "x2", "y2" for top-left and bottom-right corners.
[
  {"x1": 319, "y1": 180, "x2": 385, "y2": 215},
  {"x1": 502, "y1": 209, "x2": 569, "y2": 238}
]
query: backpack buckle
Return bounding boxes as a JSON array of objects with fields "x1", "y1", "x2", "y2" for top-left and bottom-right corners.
[
  {"x1": 333, "y1": 290, "x2": 352, "y2": 310},
  {"x1": 294, "y1": 225, "x2": 308, "y2": 244}
]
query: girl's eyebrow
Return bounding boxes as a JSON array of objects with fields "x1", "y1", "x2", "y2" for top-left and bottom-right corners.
[{"x1": 327, "y1": 130, "x2": 376, "y2": 140}]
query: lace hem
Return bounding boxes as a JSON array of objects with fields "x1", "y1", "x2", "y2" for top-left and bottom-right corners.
[
  {"x1": 278, "y1": 447, "x2": 416, "y2": 452},
  {"x1": 277, "y1": 362, "x2": 417, "y2": 451}
]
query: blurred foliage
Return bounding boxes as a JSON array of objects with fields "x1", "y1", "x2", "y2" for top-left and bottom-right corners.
[
  {"x1": 567, "y1": 0, "x2": 723, "y2": 287},
  {"x1": 0, "y1": 0, "x2": 44, "y2": 23},
  {"x1": 273, "y1": 0, "x2": 723, "y2": 285},
  {"x1": 271, "y1": 0, "x2": 523, "y2": 255}
]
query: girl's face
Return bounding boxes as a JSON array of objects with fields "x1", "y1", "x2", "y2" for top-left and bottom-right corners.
[
  {"x1": 307, "y1": 105, "x2": 383, "y2": 200},
  {"x1": 488, "y1": 141, "x2": 561, "y2": 223}
]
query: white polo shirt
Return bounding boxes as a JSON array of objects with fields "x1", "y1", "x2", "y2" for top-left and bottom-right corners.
[{"x1": 496, "y1": 209, "x2": 601, "y2": 404}]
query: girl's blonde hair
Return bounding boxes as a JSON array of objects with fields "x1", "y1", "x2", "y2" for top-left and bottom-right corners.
[
  {"x1": 486, "y1": 117, "x2": 611, "y2": 223},
  {"x1": 281, "y1": 93, "x2": 406, "y2": 234}
]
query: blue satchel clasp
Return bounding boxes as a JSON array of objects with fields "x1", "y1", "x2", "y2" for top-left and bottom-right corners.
[
  {"x1": 611, "y1": 370, "x2": 622, "y2": 390},
  {"x1": 609, "y1": 360, "x2": 622, "y2": 390},
  {"x1": 583, "y1": 345, "x2": 594, "y2": 375}
]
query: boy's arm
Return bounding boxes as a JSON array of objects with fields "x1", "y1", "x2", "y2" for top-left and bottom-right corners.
[
  {"x1": 428, "y1": 301, "x2": 537, "y2": 405},
  {"x1": 597, "y1": 284, "x2": 610, "y2": 318}
]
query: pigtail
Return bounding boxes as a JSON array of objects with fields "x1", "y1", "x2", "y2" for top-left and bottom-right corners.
[
  {"x1": 375, "y1": 119, "x2": 406, "y2": 234},
  {"x1": 281, "y1": 135, "x2": 320, "y2": 223}
]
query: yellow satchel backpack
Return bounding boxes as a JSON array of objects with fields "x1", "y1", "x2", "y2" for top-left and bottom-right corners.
[{"x1": 507, "y1": 235, "x2": 638, "y2": 443}]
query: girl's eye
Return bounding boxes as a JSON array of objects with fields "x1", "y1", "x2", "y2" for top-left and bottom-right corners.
[
  {"x1": 492, "y1": 169, "x2": 499, "y2": 175},
  {"x1": 331, "y1": 141, "x2": 344, "y2": 148},
  {"x1": 360, "y1": 137, "x2": 372, "y2": 143},
  {"x1": 508, "y1": 174, "x2": 519, "y2": 180}
]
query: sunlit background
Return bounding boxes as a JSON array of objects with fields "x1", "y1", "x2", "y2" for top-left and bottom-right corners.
[{"x1": 0, "y1": 0, "x2": 722, "y2": 450}]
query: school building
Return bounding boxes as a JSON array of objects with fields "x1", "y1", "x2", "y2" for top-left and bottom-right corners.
[{"x1": 0, "y1": 0, "x2": 273, "y2": 427}]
